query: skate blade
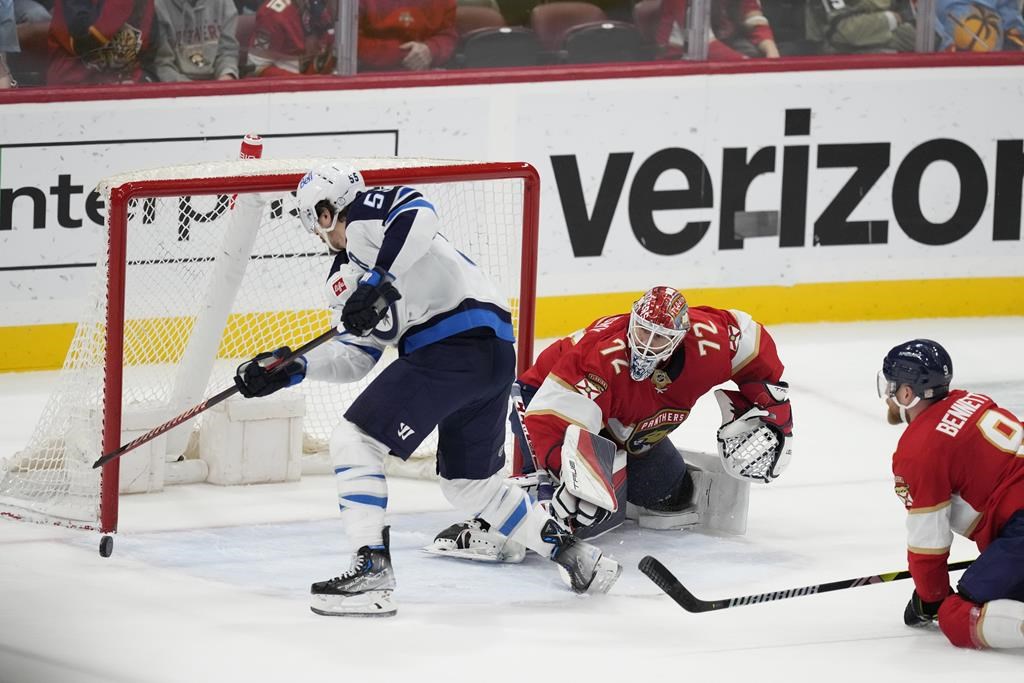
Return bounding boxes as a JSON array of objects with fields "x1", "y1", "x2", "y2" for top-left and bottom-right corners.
[
  {"x1": 310, "y1": 590, "x2": 396, "y2": 617},
  {"x1": 421, "y1": 543, "x2": 526, "y2": 564},
  {"x1": 588, "y1": 556, "x2": 623, "y2": 594}
]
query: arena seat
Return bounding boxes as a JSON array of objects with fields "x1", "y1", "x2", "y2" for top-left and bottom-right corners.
[
  {"x1": 529, "y1": 1, "x2": 606, "y2": 52},
  {"x1": 562, "y1": 20, "x2": 652, "y2": 63},
  {"x1": 456, "y1": 26, "x2": 543, "y2": 68},
  {"x1": 456, "y1": 5, "x2": 507, "y2": 35}
]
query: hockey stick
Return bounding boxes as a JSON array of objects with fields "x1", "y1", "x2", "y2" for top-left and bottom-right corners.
[
  {"x1": 509, "y1": 383, "x2": 553, "y2": 502},
  {"x1": 639, "y1": 555, "x2": 975, "y2": 613},
  {"x1": 92, "y1": 327, "x2": 339, "y2": 469}
]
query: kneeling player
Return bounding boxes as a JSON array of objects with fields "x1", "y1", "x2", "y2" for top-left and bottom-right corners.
[
  {"x1": 427, "y1": 286, "x2": 794, "y2": 561},
  {"x1": 879, "y1": 339, "x2": 1024, "y2": 649}
]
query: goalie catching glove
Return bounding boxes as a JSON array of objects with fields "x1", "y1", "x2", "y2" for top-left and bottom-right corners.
[
  {"x1": 341, "y1": 266, "x2": 402, "y2": 336},
  {"x1": 715, "y1": 381, "x2": 793, "y2": 483},
  {"x1": 234, "y1": 347, "x2": 307, "y2": 398}
]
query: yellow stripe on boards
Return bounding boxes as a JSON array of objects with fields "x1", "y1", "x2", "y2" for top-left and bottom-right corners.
[
  {"x1": 0, "y1": 323, "x2": 78, "y2": 373},
  {"x1": 534, "y1": 277, "x2": 1024, "y2": 338},
  {"x1": 1, "y1": 277, "x2": 1022, "y2": 372}
]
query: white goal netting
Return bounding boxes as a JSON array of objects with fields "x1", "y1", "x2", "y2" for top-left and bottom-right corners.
[{"x1": 0, "y1": 157, "x2": 536, "y2": 530}]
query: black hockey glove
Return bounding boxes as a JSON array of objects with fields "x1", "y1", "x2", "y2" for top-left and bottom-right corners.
[
  {"x1": 234, "y1": 347, "x2": 307, "y2": 398},
  {"x1": 341, "y1": 266, "x2": 402, "y2": 336},
  {"x1": 903, "y1": 588, "x2": 951, "y2": 627}
]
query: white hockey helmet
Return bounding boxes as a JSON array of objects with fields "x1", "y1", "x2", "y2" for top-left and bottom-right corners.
[
  {"x1": 627, "y1": 286, "x2": 691, "y2": 381},
  {"x1": 295, "y1": 163, "x2": 365, "y2": 236}
]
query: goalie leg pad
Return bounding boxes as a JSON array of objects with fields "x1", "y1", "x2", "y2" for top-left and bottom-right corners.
[{"x1": 626, "y1": 451, "x2": 750, "y2": 534}]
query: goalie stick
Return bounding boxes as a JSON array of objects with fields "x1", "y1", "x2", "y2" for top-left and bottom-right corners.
[
  {"x1": 639, "y1": 555, "x2": 975, "y2": 613},
  {"x1": 92, "y1": 327, "x2": 339, "y2": 470}
]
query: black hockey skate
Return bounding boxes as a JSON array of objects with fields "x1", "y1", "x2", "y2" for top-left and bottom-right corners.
[
  {"x1": 311, "y1": 526, "x2": 397, "y2": 617},
  {"x1": 542, "y1": 520, "x2": 622, "y2": 594}
]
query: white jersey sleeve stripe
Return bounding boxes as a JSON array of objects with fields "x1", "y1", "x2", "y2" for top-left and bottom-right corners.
[
  {"x1": 906, "y1": 501, "x2": 954, "y2": 553},
  {"x1": 728, "y1": 308, "x2": 761, "y2": 374},
  {"x1": 525, "y1": 375, "x2": 604, "y2": 435}
]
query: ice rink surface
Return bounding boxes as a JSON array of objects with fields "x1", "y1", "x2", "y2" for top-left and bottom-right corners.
[{"x1": 1, "y1": 317, "x2": 1023, "y2": 683}]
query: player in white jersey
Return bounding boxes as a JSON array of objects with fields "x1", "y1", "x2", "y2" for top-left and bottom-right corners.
[{"x1": 233, "y1": 163, "x2": 621, "y2": 616}]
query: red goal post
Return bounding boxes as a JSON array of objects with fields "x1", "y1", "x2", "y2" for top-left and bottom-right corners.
[{"x1": 0, "y1": 158, "x2": 539, "y2": 536}]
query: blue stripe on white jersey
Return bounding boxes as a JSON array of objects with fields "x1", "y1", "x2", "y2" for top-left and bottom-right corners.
[
  {"x1": 399, "y1": 300, "x2": 515, "y2": 355},
  {"x1": 385, "y1": 197, "x2": 436, "y2": 227}
]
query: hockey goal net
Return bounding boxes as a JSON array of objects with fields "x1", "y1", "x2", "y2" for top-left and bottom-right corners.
[{"x1": 0, "y1": 157, "x2": 538, "y2": 534}]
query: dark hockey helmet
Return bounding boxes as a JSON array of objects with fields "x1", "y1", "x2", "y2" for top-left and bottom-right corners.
[{"x1": 878, "y1": 339, "x2": 953, "y2": 400}]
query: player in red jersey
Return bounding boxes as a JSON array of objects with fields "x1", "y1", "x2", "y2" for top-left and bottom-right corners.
[
  {"x1": 427, "y1": 286, "x2": 793, "y2": 561},
  {"x1": 879, "y1": 339, "x2": 1024, "y2": 649}
]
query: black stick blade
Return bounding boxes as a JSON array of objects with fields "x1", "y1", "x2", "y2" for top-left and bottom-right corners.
[{"x1": 639, "y1": 555, "x2": 718, "y2": 613}]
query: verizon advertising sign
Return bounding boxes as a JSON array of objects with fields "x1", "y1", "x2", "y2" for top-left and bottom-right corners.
[{"x1": 1, "y1": 67, "x2": 1022, "y2": 327}]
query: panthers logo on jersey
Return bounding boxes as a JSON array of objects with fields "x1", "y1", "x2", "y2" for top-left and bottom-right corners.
[
  {"x1": 625, "y1": 408, "x2": 689, "y2": 454},
  {"x1": 894, "y1": 475, "x2": 914, "y2": 508}
]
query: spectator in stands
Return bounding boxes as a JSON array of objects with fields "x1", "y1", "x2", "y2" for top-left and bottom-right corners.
[
  {"x1": 933, "y1": 0, "x2": 1024, "y2": 51},
  {"x1": 47, "y1": 0, "x2": 156, "y2": 84},
  {"x1": 1, "y1": 0, "x2": 18, "y2": 87},
  {"x1": 805, "y1": 0, "x2": 916, "y2": 54},
  {"x1": 359, "y1": 0, "x2": 457, "y2": 71},
  {"x1": 14, "y1": 0, "x2": 51, "y2": 23},
  {"x1": 656, "y1": 0, "x2": 780, "y2": 60},
  {"x1": 151, "y1": 0, "x2": 239, "y2": 81},
  {"x1": 247, "y1": 0, "x2": 334, "y2": 77}
]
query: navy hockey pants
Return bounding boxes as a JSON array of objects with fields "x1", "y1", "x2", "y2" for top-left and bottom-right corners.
[
  {"x1": 345, "y1": 331, "x2": 516, "y2": 481},
  {"x1": 958, "y1": 509, "x2": 1024, "y2": 603}
]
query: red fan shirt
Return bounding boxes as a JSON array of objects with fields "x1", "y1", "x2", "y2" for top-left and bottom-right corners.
[
  {"x1": 522, "y1": 306, "x2": 785, "y2": 473},
  {"x1": 358, "y1": 0, "x2": 457, "y2": 70},
  {"x1": 891, "y1": 390, "x2": 1024, "y2": 601},
  {"x1": 656, "y1": 0, "x2": 775, "y2": 60}
]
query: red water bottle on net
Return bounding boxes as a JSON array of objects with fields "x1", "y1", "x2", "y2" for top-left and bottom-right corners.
[
  {"x1": 239, "y1": 133, "x2": 263, "y2": 160},
  {"x1": 231, "y1": 134, "x2": 263, "y2": 208}
]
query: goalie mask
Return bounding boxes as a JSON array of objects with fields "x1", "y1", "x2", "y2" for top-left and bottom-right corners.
[
  {"x1": 296, "y1": 163, "x2": 365, "y2": 238},
  {"x1": 627, "y1": 287, "x2": 691, "y2": 381}
]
